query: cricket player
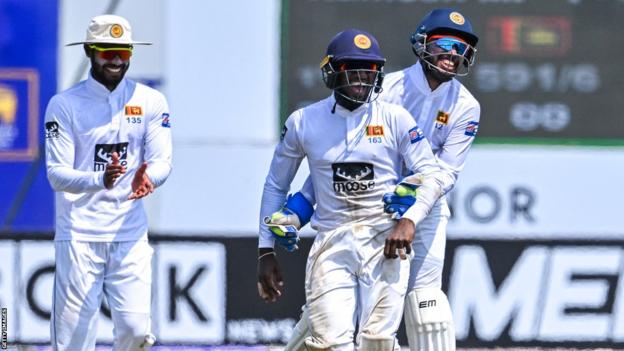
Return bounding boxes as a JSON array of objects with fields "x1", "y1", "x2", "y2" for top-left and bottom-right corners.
[
  {"x1": 45, "y1": 15, "x2": 172, "y2": 350},
  {"x1": 257, "y1": 28, "x2": 445, "y2": 351},
  {"x1": 271, "y1": 9, "x2": 481, "y2": 351}
]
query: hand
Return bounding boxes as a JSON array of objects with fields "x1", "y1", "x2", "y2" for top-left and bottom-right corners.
[
  {"x1": 384, "y1": 218, "x2": 415, "y2": 260},
  {"x1": 264, "y1": 208, "x2": 300, "y2": 252},
  {"x1": 383, "y1": 174, "x2": 423, "y2": 219},
  {"x1": 104, "y1": 152, "x2": 126, "y2": 189},
  {"x1": 257, "y1": 249, "x2": 283, "y2": 302},
  {"x1": 128, "y1": 162, "x2": 154, "y2": 200}
]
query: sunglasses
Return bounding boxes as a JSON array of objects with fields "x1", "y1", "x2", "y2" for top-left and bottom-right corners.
[
  {"x1": 89, "y1": 45, "x2": 133, "y2": 61},
  {"x1": 427, "y1": 36, "x2": 469, "y2": 55}
]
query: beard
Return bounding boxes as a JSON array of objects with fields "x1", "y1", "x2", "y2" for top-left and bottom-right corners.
[{"x1": 90, "y1": 57, "x2": 130, "y2": 90}]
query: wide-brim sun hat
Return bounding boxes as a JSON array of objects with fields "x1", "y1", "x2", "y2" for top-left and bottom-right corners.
[{"x1": 66, "y1": 14, "x2": 152, "y2": 46}]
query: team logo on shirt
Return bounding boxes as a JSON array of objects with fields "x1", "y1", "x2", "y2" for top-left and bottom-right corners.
[
  {"x1": 45, "y1": 121, "x2": 59, "y2": 139},
  {"x1": 366, "y1": 125, "x2": 384, "y2": 136},
  {"x1": 435, "y1": 111, "x2": 449, "y2": 125},
  {"x1": 93, "y1": 142, "x2": 129, "y2": 170},
  {"x1": 280, "y1": 125, "x2": 288, "y2": 141},
  {"x1": 161, "y1": 113, "x2": 170, "y2": 128},
  {"x1": 408, "y1": 126, "x2": 425, "y2": 143},
  {"x1": 465, "y1": 121, "x2": 479, "y2": 137},
  {"x1": 125, "y1": 106, "x2": 143, "y2": 116},
  {"x1": 332, "y1": 162, "x2": 375, "y2": 194}
]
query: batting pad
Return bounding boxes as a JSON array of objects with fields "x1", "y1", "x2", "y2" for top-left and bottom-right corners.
[
  {"x1": 284, "y1": 305, "x2": 310, "y2": 351},
  {"x1": 403, "y1": 288, "x2": 455, "y2": 351}
]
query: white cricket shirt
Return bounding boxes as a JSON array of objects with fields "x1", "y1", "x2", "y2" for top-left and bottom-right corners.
[
  {"x1": 44, "y1": 74, "x2": 172, "y2": 242},
  {"x1": 259, "y1": 95, "x2": 443, "y2": 248},
  {"x1": 381, "y1": 61, "x2": 481, "y2": 193}
]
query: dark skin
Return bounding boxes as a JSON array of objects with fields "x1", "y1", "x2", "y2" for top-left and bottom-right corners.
[
  {"x1": 87, "y1": 43, "x2": 154, "y2": 199},
  {"x1": 421, "y1": 36, "x2": 466, "y2": 91},
  {"x1": 257, "y1": 248, "x2": 283, "y2": 302},
  {"x1": 388, "y1": 36, "x2": 472, "y2": 257},
  {"x1": 384, "y1": 218, "x2": 415, "y2": 259},
  {"x1": 257, "y1": 60, "x2": 415, "y2": 302},
  {"x1": 333, "y1": 61, "x2": 377, "y2": 111},
  {"x1": 103, "y1": 152, "x2": 126, "y2": 189},
  {"x1": 83, "y1": 43, "x2": 131, "y2": 91}
]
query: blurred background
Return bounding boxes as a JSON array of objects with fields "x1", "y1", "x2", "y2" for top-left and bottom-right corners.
[{"x1": 1, "y1": 0, "x2": 623, "y2": 349}]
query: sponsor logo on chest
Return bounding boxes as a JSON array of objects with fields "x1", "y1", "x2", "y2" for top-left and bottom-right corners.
[
  {"x1": 93, "y1": 142, "x2": 129, "y2": 170},
  {"x1": 332, "y1": 162, "x2": 375, "y2": 194}
]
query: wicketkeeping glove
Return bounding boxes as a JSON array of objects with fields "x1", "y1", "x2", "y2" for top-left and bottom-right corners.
[
  {"x1": 382, "y1": 174, "x2": 423, "y2": 219},
  {"x1": 263, "y1": 192, "x2": 314, "y2": 252}
]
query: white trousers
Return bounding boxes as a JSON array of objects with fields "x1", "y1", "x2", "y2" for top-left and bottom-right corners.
[
  {"x1": 408, "y1": 197, "x2": 450, "y2": 291},
  {"x1": 51, "y1": 240, "x2": 153, "y2": 351},
  {"x1": 304, "y1": 221, "x2": 410, "y2": 350}
]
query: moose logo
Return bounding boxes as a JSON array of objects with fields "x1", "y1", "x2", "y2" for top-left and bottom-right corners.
[
  {"x1": 331, "y1": 162, "x2": 375, "y2": 193},
  {"x1": 93, "y1": 142, "x2": 129, "y2": 171}
]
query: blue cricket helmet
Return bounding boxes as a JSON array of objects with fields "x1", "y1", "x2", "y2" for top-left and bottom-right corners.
[
  {"x1": 320, "y1": 29, "x2": 386, "y2": 104},
  {"x1": 410, "y1": 8, "x2": 478, "y2": 47},
  {"x1": 323, "y1": 28, "x2": 386, "y2": 66}
]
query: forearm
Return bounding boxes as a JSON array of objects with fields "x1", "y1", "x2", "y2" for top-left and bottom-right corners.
[
  {"x1": 437, "y1": 163, "x2": 459, "y2": 195},
  {"x1": 145, "y1": 160, "x2": 172, "y2": 188},
  {"x1": 47, "y1": 165, "x2": 104, "y2": 193},
  {"x1": 401, "y1": 173, "x2": 443, "y2": 227},
  {"x1": 259, "y1": 184, "x2": 289, "y2": 248}
]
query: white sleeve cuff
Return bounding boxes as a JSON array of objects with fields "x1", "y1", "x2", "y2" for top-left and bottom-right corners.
[
  {"x1": 401, "y1": 205, "x2": 429, "y2": 229},
  {"x1": 93, "y1": 171, "x2": 105, "y2": 188},
  {"x1": 258, "y1": 235, "x2": 275, "y2": 249}
]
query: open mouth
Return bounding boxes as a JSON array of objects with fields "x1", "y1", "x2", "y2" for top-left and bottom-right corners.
[
  {"x1": 105, "y1": 65, "x2": 123, "y2": 74},
  {"x1": 348, "y1": 85, "x2": 368, "y2": 96}
]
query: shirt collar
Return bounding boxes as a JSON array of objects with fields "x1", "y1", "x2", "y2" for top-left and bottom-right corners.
[
  {"x1": 85, "y1": 72, "x2": 127, "y2": 98},
  {"x1": 406, "y1": 60, "x2": 452, "y2": 96},
  {"x1": 326, "y1": 93, "x2": 369, "y2": 117}
]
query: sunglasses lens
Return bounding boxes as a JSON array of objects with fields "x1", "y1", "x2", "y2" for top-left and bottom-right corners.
[
  {"x1": 432, "y1": 38, "x2": 468, "y2": 54},
  {"x1": 92, "y1": 47, "x2": 132, "y2": 60},
  {"x1": 102, "y1": 50, "x2": 132, "y2": 60}
]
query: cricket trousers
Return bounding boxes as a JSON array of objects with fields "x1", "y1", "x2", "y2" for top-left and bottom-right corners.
[
  {"x1": 304, "y1": 221, "x2": 410, "y2": 350},
  {"x1": 50, "y1": 239, "x2": 153, "y2": 351}
]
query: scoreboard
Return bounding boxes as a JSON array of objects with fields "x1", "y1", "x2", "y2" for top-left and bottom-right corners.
[{"x1": 282, "y1": 0, "x2": 624, "y2": 144}]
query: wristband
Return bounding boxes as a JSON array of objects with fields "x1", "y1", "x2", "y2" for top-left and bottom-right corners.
[{"x1": 258, "y1": 251, "x2": 276, "y2": 260}]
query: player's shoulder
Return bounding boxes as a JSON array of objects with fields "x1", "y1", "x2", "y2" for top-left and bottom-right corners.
[
  {"x1": 289, "y1": 96, "x2": 332, "y2": 121},
  {"x1": 382, "y1": 68, "x2": 408, "y2": 89},
  {"x1": 47, "y1": 81, "x2": 88, "y2": 111},
  {"x1": 132, "y1": 80, "x2": 168, "y2": 102},
  {"x1": 380, "y1": 68, "x2": 408, "y2": 103},
  {"x1": 452, "y1": 79, "x2": 480, "y2": 110},
  {"x1": 374, "y1": 99, "x2": 413, "y2": 122},
  {"x1": 53, "y1": 80, "x2": 87, "y2": 100}
]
